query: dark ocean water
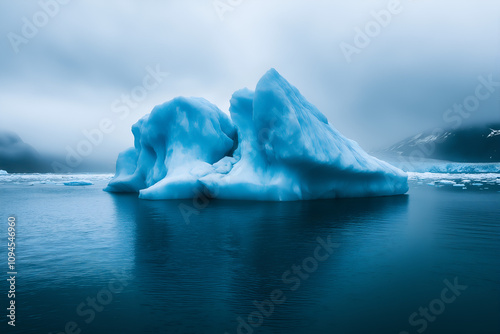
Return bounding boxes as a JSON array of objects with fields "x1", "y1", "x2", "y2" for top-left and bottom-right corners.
[{"x1": 0, "y1": 176, "x2": 499, "y2": 334}]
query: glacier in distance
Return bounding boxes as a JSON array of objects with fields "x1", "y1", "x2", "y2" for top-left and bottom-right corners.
[{"x1": 105, "y1": 69, "x2": 409, "y2": 200}]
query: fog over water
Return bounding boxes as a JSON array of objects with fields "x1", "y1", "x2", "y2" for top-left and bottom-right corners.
[{"x1": 0, "y1": 0, "x2": 499, "y2": 171}]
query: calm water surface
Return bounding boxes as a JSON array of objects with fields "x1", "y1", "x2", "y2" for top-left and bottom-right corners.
[{"x1": 0, "y1": 175, "x2": 499, "y2": 334}]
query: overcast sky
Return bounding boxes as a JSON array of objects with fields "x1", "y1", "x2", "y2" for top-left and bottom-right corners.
[{"x1": 1, "y1": 0, "x2": 499, "y2": 170}]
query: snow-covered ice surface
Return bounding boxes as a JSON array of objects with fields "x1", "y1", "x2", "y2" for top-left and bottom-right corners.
[
  {"x1": 1, "y1": 171, "x2": 497, "y2": 193},
  {"x1": 105, "y1": 69, "x2": 409, "y2": 201},
  {"x1": 0, "y1": 170, "x2": 7, "y2": 174},
  {"x1": 409, "y1": 172, "x2": 500, "y2": 191},
  {"x1": 373, "y1": 152, "x2": 500, "y2": 174},
  {"x1": 404, "y1": 162, "x2": 500, "y2": 174},
  {"x1": 0, "y1": 174, "x2": 112, "y2": 186}
]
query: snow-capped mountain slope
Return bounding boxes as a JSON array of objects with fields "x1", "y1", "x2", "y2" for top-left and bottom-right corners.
[
  {"x1": 387, "y1": 124, "x2": 500, "y2": 163},
  {"x1": 0, "y1": 131, "x2": 51, "y2": 173}
]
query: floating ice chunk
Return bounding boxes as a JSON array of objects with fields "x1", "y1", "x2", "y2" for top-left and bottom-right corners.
[
  {"x1": 64, "y1": 181, "x2": 93, "y2": 186},
  {"x1": 105, "y1": 69, "x2": 408, "y2": 200},
  {"x1": 201, "y1": 71, "x2": 409, "y2": 200},
  {"x1": 487, "y1": 128, "x2": 500, "y2": 138},
  {"x1": 105, "y1": 97, "x2": 236, "y2": 199},
  {"x1": 0, "y1": 170, "x2": 7, "y2": 175},
  {"x1": 438, "y1": 180, "x2": 456, "y2": 185}
]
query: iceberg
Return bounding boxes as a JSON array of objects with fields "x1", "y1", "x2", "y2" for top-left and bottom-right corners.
[
  {"x1": 0, "y1": 170, "x2": 7, "y2": 175},
  {"x1": 105, "y1": 97, "x2": 236, "y2": 199},
  {"x1": 105, "y1": 69, "x2": 408, "y2": 201}
]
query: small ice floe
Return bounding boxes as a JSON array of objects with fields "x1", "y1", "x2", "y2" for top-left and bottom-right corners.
[
  {"x1": 487, "y1": 128, "x2": 500, "y2": 138},
  {"x1": 437, "y1": 180, "x2": 456, "y2": 185},
  {"x1": 63, "y1": 181, "x2": 93, "y2": 186},
  {"x1": 0, "y1": 170, "x2": 7, "y2": 175},
  {"x1": 471, "y1": 183, "x2": 484, "y2": 186},
  {"x1": 453, "y1": 184, "x2": 466, "y2": 187},
  {"x1": 462, "y1": 180, "x2": 471, "y2": 183}
]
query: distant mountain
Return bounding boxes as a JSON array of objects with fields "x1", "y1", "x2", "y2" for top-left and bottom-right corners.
[
  {"x1": 0, "y1": 131, "x2": 51, "y2": 172},
  {"x1": 386, "y1": 123, "x2": 500, "y2": 163}
]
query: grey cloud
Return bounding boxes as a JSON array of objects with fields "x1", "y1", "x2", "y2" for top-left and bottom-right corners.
[{"x1": 0, "y1": 0, "x2": 499, "y2": 171}]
